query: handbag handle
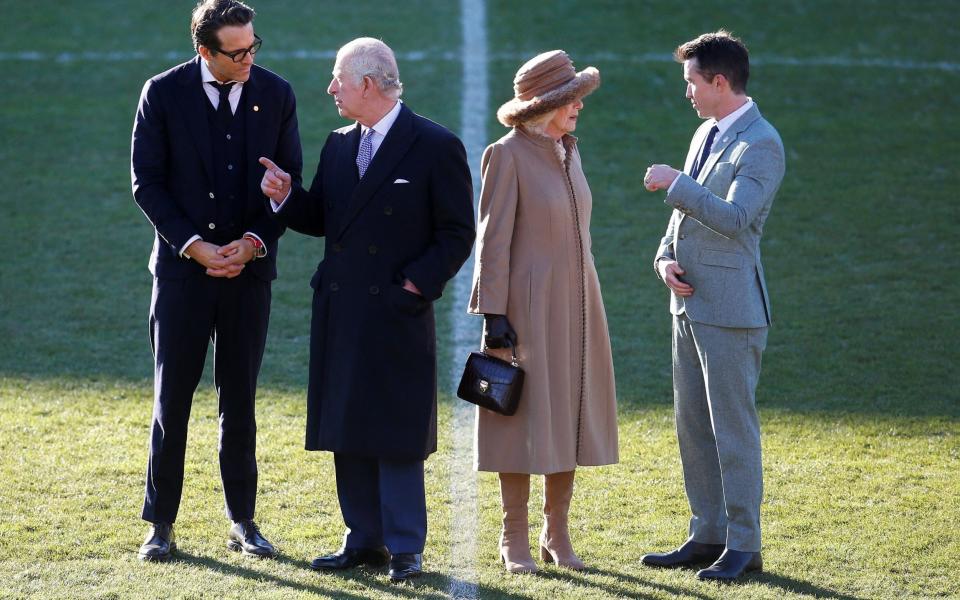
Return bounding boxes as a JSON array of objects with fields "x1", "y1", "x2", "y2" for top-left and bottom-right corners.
[{"x1": 483, "y1": 340, "x2": 520, "y2": 368}]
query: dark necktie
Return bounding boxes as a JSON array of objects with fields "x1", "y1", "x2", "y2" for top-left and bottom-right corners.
[
  {"x1": 690, "y1": 124, "x2": 719, "y2": 179},
  {"x1": 210, "y1": 81, "x2": 235, "y2": 130}
]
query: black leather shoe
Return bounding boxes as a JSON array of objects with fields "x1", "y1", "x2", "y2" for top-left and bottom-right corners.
[
  {"x1": 227, "y1": 519, "x2": 276, "y2": 558},
  {"x1": 310, "y1": 546, "x2": 390, "y2": 571},
  {"x1": 697, "y1": 549, "x2": 762, "y2": 581},
  {"x1": 388, "y1": 553, "x2": 423, "y2": 583},
  {"x1": 139, "y1": 522, "x2": 175, "y2": 562},
  {"x1": 641, "y1": 538, "x2": 725, "y2": 568}
]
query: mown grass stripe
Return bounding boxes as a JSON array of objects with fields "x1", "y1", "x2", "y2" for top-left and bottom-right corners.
[
  {"x1": 4, "y1": 49, "x2": 958, "y2": 72},
  {"x1": 445, "y1": 0, "x2": 488, "y2": 597}
]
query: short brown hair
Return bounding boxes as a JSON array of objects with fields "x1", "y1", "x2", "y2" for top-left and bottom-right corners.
[
  {"x1": 190, "y1": 0, "x2": 255, "y2": 53},
  {"x1": 675, "y1": 30, "x2": 749, "y2": 94}
]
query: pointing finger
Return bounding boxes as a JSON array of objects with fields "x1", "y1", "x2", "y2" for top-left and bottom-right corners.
[{"x1": 258, "y1": 157, "x2": 279, "y2": 172}]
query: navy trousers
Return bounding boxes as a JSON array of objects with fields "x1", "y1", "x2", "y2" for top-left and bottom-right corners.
[
  {"x1": 142, "y1": 272, "x2": 270, "y2": 524},
  {"x1": 334, "y1": 453, "x2": 427, "y2": 554}
]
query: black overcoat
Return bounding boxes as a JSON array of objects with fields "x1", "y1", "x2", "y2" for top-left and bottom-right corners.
[{"x1": 274, "y1": 104, "x2": 475, "y2": 460}]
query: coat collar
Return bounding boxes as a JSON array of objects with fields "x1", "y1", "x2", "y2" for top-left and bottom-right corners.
[
  {"x1": 337, "y1": 103, "x2": 418, "y2": 239},
  {"x1": 696, "y1": 103, "x2": 762, "y2": 184}
]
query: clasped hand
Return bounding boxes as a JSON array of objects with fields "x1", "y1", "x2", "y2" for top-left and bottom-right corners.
[{"x1": 185, "y1": 239, "x2": 254, "y2": 278}]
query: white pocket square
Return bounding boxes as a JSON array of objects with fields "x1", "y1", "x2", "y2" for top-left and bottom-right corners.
[{"x1": 393, "y1": 178, "x2": 410, "y2": 184}]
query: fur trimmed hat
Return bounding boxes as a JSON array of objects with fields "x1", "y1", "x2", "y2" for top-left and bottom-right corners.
[{"x1": 497, "y1": 50, "x2": 600, "y2": 127}]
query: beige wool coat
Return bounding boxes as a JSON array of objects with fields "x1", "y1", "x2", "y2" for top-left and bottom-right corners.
[{"x1": 467, "y1": 126, "x2": 619, "y2": 474}]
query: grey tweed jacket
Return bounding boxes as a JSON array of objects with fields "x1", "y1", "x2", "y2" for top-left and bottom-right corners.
[{"x1": 655, "y1": 104, "x2": 785, "y2": 328}]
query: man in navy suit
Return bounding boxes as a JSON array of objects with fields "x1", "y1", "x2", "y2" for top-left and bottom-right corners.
[
  {"x1": 130, "y1": 0, "x2": 301, "y2": 561},
  {"x1": 259, "y1": 37, "x2": 474, "y2": 582}
]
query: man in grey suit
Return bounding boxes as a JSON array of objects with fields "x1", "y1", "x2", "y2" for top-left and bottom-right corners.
[{"x1": 640, "y1": 30, "x2": 785, "y2": 582}]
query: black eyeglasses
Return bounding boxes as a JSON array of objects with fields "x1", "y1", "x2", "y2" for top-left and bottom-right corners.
[{"x1": 214, "y1": 34, "x2": 262, "y2": 63}]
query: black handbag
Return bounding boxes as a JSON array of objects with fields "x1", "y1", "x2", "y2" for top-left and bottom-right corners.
[{"x1": 456, "y1": 345, "x2": 524, "y2": 416}]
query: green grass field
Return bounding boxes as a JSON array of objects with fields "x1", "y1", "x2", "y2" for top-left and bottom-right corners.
[{"x1": 1, "y1": 1, "x2": 958, "y2": 598}]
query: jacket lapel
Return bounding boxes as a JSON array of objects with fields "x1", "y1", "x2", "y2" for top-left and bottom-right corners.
[
  {"x1": 684, "y1": 122, "x2": 712, "y2": 175},
  {"x1": 242, "y1": 68, "x2": 264, "y2": 193},
  {"x1": 337, "y1": 104, "x2": 417, "y2": 239},
  {"x1": 696, "y1": 104, "x2": 761, "y2": 184},
  {"x1": 175, "y1": 57, "x2": 214, "y2": 183}
]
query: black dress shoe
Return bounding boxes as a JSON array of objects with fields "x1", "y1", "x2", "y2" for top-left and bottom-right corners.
[
  {"x1": 139, "y1": 522, "x2": 175, "y2": 562},
  {"x1": 388, "y1": 553, "x2": 423, "y2": 583},
  {"x1": 641, "y1": 538, "x2": 725, "y2": 568},
  {"x1": 227, "y1": 519, "x2": 277, "y2": 558},
  {"x1": 697, "y1": 549, "x2": 762, "y2": 581},
  {"x1": 310, "y1": 546, "x2": 390, "y2": 571}
]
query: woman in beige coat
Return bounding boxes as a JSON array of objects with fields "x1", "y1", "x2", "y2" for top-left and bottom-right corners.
[{"x1": 467, "y1": 50, "x2": 618, "y2": 574}]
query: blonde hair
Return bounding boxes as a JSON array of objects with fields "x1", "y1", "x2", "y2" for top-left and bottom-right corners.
[{"x1": 520, "y1": 108, "x2": 557, "y2": 136}]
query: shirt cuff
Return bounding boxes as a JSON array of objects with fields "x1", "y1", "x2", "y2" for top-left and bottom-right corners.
[
  {"x1": 180, "y1": 235, "x2": 202, "y2": 258},
  {"x1": 666, "y1": 173, "x2": 681, "y2": 195},
  {"x1": 243, "y1": 232, "x2": 267, "y2": 258},
  {"x1": 270, "y1": 189, "x2": 292, "y2": 212}
]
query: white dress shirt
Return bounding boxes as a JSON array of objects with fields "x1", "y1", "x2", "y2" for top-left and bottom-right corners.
[
  {"x1": 271, "y1": 101, "x2": 403, "y2": 212},
  {"x1": 667, "y1": 98, "x2": 755, "y2": 194},
  {"x1": 182, "y1": 60, "x2": 264, "y2": 258}
]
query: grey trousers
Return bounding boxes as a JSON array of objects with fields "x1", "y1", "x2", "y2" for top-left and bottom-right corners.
[{"x1": 673, "y1": 313, "x2": 767, "y2": 552}]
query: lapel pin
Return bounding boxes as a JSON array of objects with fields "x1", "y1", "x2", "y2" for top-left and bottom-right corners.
[{"x1": 253, "y1": 105, "x2": 259, "y2": 112}]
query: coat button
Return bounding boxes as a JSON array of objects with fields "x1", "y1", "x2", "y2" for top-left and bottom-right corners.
[
  {"x1": 333, "y1": 243, "x2": 343, "y2": 252},
  {"x1": 327, "y1": 201, "x2": 334, "y2": 210},
  {"x1": 208, "y1": 223, "x2": 216, "y2": 230},
  {"x1": 384, "y1": 206, "x2": 393, "y2": 215},
  {"x1": 369, "y1": 285, "x2": 380, "y2": 295},
  {"x1": 330, "y1": 282, "x2": 339, "y2": 292},
  {"x1": 226, "y1": 134, "x2": 231, "y2": 140},
  {"x1": 209, "y1": 192, "x2": 215, "y2": 199},
  {"x1": 679, "y1": 234, "x2": 686, "y2": 240},
  {"x1": 368, "y1": 245, "x2": 377, "y2": 255},
  {"x1": 227, "y1": 164, "x2": 234, "y2": 170}
]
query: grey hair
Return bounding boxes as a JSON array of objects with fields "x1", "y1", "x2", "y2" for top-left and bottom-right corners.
[{"x1": 336, "y1": 37, "x2": 403, "y2": 100}]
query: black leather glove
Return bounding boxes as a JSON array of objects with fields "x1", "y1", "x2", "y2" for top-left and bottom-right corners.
[{"x1": 483, "y1": 314, "x2": 518, "y2": 349}]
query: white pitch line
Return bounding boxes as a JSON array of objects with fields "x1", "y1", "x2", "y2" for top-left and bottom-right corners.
[
  {"x1": 2, "y1": 49, "x2": 957, "y2": 72},
  {"x1": 446, "y1": 1, "x2": 487, "y2": 598}
]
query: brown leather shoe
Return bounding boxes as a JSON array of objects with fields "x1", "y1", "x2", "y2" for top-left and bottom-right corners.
[
  {"x1": 498, "y1": 473, "x2": 538, "y2": 574},
  {"x1": 139, "y1": 522, "x2": 175, "y2": 562},
  {"x1": 539, "y1": 471, "x2": 585, "y2": 570}
]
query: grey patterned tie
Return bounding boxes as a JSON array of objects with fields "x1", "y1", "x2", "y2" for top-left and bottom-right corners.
[{"x1": 356, "y1": 128, "x2": 375, "y2": 178}]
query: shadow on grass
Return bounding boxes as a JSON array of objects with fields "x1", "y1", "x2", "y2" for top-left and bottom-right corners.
[
  {"x1": 171, "y1": 550, "x2": 532, "y2": 600},
  {"x1": 539, "y1": 566, "x2": 864, "y2": 600},
  {"x1": 753, "y1": 571, "x2": 864, "y2": 600},
  {"x1": 537, "y1": 566, "x2": 710, "y2": 600}
]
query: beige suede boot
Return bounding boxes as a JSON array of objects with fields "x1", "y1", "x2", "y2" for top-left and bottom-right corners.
[
  {"x1": 539, "y1": 470, "x2": 586, "y2": 570},
  {"x1": 498, "y1": 472, "x2": 538, "y2": 574}
]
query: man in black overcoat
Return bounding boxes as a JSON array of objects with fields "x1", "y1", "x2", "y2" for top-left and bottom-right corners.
[
  {"x1": 259, "y1": 37, "x2": 475, "y2": 582},
  {"x1": 130, "y1": 0, "x2": 301, "y2": 561}
]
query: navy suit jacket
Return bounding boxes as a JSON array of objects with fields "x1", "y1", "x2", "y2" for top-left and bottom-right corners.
[{"x1": 131, "y1": 56, "x2": 302, "y2": 280}]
